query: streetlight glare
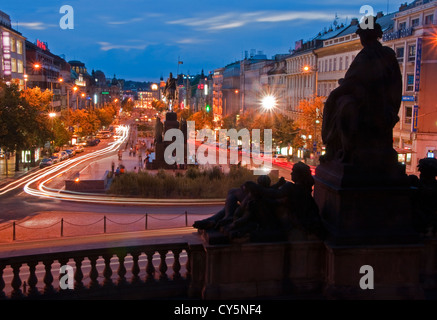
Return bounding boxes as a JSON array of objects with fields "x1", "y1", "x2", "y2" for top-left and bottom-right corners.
[
  {"x1": 48, "y1": 112, "x2": 57, "y2": 118},
  {"x1": 303, "y1": 65, "x2": 310, "y2": 72},
  {"x1": 261, "y1": 95, "x2": 277, "y2": 111}
]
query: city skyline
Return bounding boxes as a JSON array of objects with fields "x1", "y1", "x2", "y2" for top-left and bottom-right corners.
[{"x1": 2, "y1": 0, "x2": 407, "y2": 82}]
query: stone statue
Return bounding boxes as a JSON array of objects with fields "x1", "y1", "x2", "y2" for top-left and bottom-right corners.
[
  {"x1": 320, "y1": 19, "x2": 402, "y2": 170},
  {"x1": 154, "y1": 116, "x2": 164, "y2": 144},
  {"x1": 193, "y1": 163, "x2": 326, "y2": 242},
  {"x1": 164, "y1": 72, "x2": 177, "y2": 102}
]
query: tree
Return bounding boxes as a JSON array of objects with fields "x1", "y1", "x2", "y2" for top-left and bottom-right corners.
[
  {"x1": 0, "y1": 81, "x2": 54, "y2": 171},
  {"x1": 296, "y1": 95, "x2": 325, "y2": 152},
  {"x1": 221, "y1": 112, "x2": 238, "y2": 130},
  {"x1": 151, "y1": 99, "x2": 167, "y2": 113},
  {"x1": 188, "y1": 110, "x2": 214, "y2": 131}
]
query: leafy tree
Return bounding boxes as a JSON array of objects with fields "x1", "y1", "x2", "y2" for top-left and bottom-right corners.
[
  {"x1": 296, "y1": 95, "x2": 325, "y2": 152},
  {"x1": 221, "y1": 112, "x2": 238, "y2": 130},
  {"x1": 188, "y1": 110, "x2": 214, "y2": 131},
  {"x1": 151, "y1": 99, "x2": 167, "y2": 113}
]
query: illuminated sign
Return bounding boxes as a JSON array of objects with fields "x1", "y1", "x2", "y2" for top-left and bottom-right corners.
[
  {"x1": 412, "y1": 105, "x2": 418, "y2": 133},
  {"x1": 414, "y1": 38, "x2": 422, "y2": 92},
  {"x1": 37, "y1": 39, "x2": 47, "y2": 51},
  {"x1": 402, "y1": 95, "x2": 415, "y2": 102},
  {"x1": 2, "y1": 31, "x2": 11, "y2": 80},
  {"x1": 101, "y1": 91, "x2": 109, "y2": 94}
]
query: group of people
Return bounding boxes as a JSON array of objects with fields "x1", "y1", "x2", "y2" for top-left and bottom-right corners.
[{"x1": 193, "y1": 162, "x2": 326, "y2": 241}]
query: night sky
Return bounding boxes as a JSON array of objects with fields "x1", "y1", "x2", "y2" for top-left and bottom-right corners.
[{"x1": 3, "y1": 0, "x2": 407, "y2": 82}]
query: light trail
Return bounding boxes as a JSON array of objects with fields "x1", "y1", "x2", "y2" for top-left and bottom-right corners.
[{"x1": 16, "y1": 125, "x2": 225, "y2": 206}]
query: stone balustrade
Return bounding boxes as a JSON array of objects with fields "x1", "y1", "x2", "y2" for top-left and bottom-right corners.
[{"x1": 0, "y1": 241, "x2": 202, "y2": 300}]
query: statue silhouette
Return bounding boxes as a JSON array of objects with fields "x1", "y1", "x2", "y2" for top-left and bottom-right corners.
[{"x1": 321, "y1": 19, "x2": 402, "y2": 171}]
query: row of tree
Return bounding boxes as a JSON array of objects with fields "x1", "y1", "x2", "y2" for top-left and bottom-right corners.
[{"x1": 0, "y1": 80, "x2": 119, "y2": 172}]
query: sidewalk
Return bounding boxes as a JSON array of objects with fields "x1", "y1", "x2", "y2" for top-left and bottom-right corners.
[{"x1": 0, "y1": 163, "x2": 39, "y2": 188}]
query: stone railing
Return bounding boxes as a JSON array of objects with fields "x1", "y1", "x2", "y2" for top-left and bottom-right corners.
[
  {"x1": 1, "y1": 231, "x2": 436, "y2": 300},
  {"x1": 0, "y1": 240, "x2": 204, "y2": 300}
]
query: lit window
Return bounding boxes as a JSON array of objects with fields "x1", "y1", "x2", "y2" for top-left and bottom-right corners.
[
  {"x1": 17, "y1": 60, "x2": 23, "y2": 73},
  {"x1": 412, "y1": 18, "x2": 420, "y2": 27},
  {"x1": 11, "y1": 58, "x2": 16, "y2": 72},
  {"x1": 406, "y1": 74, "x2": 414, "y2": 91},
  {"x1": 10, "y1": 37, "x2": 16, "y2": 52}
]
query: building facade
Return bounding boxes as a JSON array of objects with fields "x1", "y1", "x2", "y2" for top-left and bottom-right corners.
[
  {"x1": 0, "y1": 10, "x2": 26, "y2": 88},
  {"x1": 383, "y1": 0, "x2": 437, "y2": 174}
]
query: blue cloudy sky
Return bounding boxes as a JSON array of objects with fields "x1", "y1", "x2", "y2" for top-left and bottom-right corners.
[{"x1": 2, "y1": 0, "x2": 407, "y2": 82}]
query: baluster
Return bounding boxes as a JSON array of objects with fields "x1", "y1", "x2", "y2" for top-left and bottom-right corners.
[
  {"x1": 158, "y1": 250, "x2": 168, "y2": 281},
  {"x1": 57, "y1": 258, "x2": 70, "y2": 295},
  {"x1": 0, "y1": 264, "x2": 6, "y2": 299},
  {"x1": 43, "y1": 259, "x2": 55, "y2": 296},
  {"x1": 88, "y1": 256, "x2": 100, "y2": 289},
  {"x1": 172, "y1": 249, "x2": 182, "y2": 280},
  {"x1": 73, "y1": 257, "x2": 84, "y2": 291},
  {"x1": 131, "y1": 252, "x2": 141, "y2": 285},
  {"x1": 116, "y1": 253, "x2": 127, "y2": 286},
  {"x1": 185, "y1": 250, "x2": 191, "y2": 281},
  {"x1": 11, "y1": 263, "x2": 23, "y2": 299},
  {"x1": 145, "y1": 251, "x2": 156, "y2": 282},
  {"x1": 27, "y1": 261, "x2": 40, "y2": 297},
  {"x1": 102, "y1": 254, "x2": 114, "y2": 288}
]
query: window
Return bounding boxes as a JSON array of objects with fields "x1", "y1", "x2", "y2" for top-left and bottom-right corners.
[
  {"x1": 11, "y1": 58, "x2": 16, "y2": 73},
  {"x1": 339, "y1": 57, "x2": 343, "y2": 70},
  {"x1": 405, "y1": 106, "x2": 412, "y2": 124},
  {"x1": 396, "y1": 47, "x2": 405, "y2": 62},
  {"x1": 329, "y1": 59, "x2": 332, "y2": 72},
  {"x1": 412, "y1": 18, "x2": 420, "y2": 27},
  {"x1": 345, "y1": 56, "x2": 349, "y2": 69},
  {"x1": 399, "y1": 21, "x2": 407, "y2": 30},
  {"x1": 408, "y1": 45, "x2": 416, "y2": 62},
  {"x1": 17, "y1": 60, "x2": 23, "y2": 73},
  {"x1": 16, "y1": 40, "x2": 22, "y2": 54},
  {"x1": 333, "y1": 58, "x2": 337, "y2": 71},
  {"x1": 10, "y1": 37, "x2": 16, "y2": 52},
  {"x1": 425, "y1": 14, "x2": 434, "y2": 25},
  {"x1": 406, "y1": 74, "x2": 414, "y2": 91}
]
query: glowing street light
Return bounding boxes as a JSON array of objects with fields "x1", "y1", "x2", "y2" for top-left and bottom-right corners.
[
  {"x1": 48, "y1": 112, "x2": 57, "y2": 118},
  {"x1": 261, "y1": 94, "x2": 277, "y2": 111}
]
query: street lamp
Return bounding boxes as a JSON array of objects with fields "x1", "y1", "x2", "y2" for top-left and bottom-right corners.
[
  {"x1": 302, "y1": 65, "x2": 318, "y2": 97},
  {"x1": 260, "y1": 94, "x2": 277, "y2": 112},
  {"x1": 23, "y1": 74, "x2": 28, "y2": 90}
]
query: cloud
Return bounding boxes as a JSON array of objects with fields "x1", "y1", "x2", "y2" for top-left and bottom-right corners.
[
  {"x1": 107, "y1": 17, "x2": 144, "y2": 25},
  {"x1": 17, "y1": 22, "x2": 55, "y2": 30},
  {"x1": 168, "y1": 10, "x2": 355, "y2": 31},
  {"x1": 98, "y1": 41, "x2": 148, "y2": 51},
  {"x1": 175, "y1": 38, "x2": 211, "y2": 44}
]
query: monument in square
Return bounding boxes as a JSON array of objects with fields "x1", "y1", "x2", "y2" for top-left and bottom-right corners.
[{"x1": 150, "y1": 72, "x2": 185, "y2": 169}]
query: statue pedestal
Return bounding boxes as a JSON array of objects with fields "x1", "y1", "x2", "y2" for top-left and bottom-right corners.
[
  {"x1": 314, "y1": 162, "x2": 419, "y2": 245},
  {"x1": 324, "y1": 242, "x2": 424, "y2": 299},
  {"x1": 314, "y1": 161, "x2": 424, "y2": 299}
]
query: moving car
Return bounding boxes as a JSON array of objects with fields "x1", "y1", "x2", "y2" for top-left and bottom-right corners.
[
  {"x1": 274, "y1": 155, "x2": 288, "y2": 163},
  {"x1": 39, "y1": 158, "x2": 53, "y2": 168}
]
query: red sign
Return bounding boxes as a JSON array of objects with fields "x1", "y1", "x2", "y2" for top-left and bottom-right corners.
[{"x1": 37, "y1": 39, "x2": 47, "y2": 51}]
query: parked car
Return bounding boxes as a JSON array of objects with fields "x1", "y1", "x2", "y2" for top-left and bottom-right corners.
[
  {"x1": 59, "y1": 151, "x2": 69, "y2": 160},
  {"x1": 39, "y1": 158, "x2": 53, "y2": 168},
  {"x1": 65, "y1": 149, "x2": 75, "y2": 158},
  {"x1": 50, "y1": 154, "x2": 60, "y2": 163},
  {"x1": 74, "y1": 145, "x2": 85, "y2": 153}
]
